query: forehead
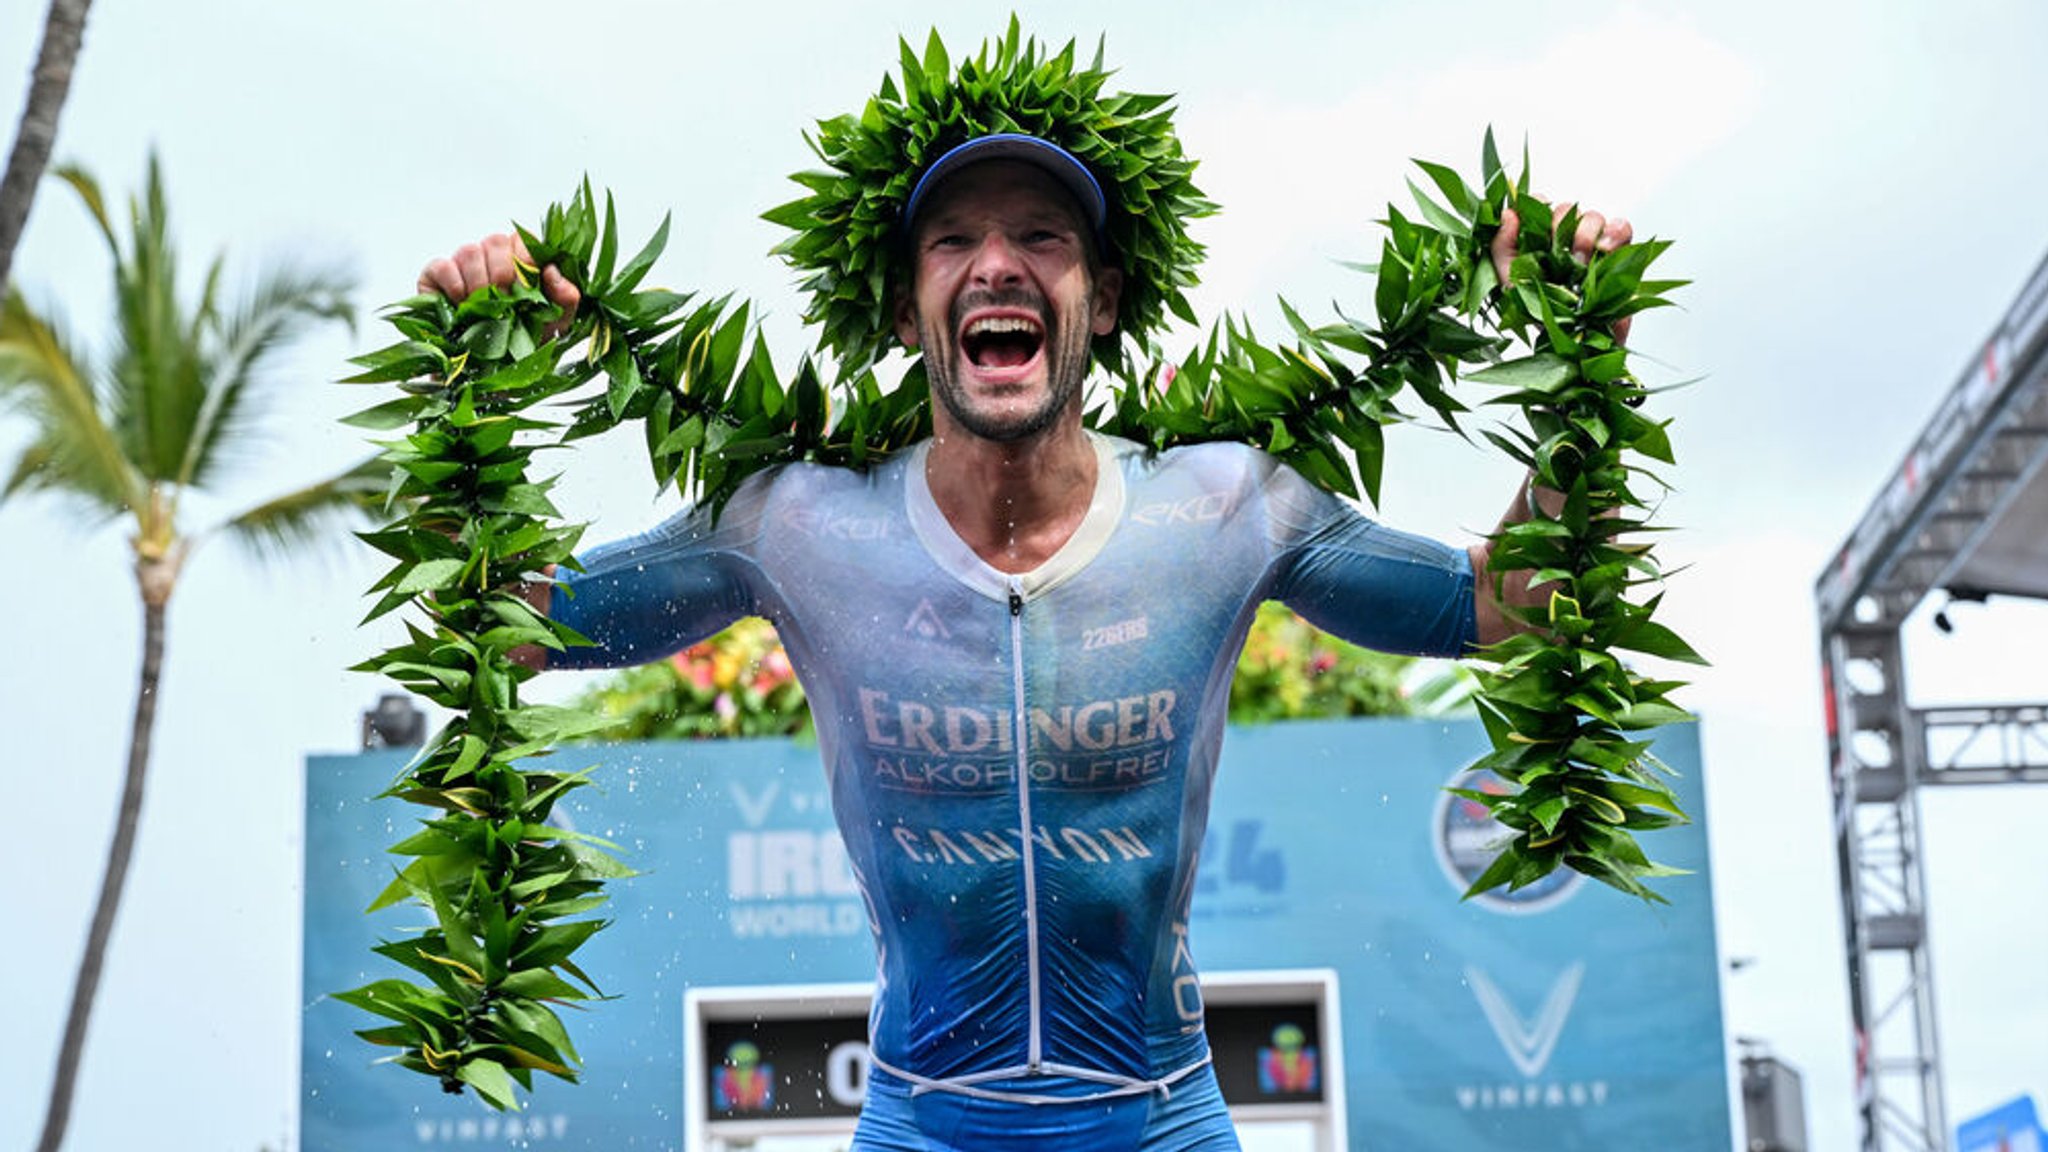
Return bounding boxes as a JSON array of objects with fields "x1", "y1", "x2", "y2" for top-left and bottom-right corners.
[{"x1": 909, "y1": 159, "x2": 1090, "y2": 235}]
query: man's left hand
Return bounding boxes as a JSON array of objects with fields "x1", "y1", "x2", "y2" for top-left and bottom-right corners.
[{"x1": 1489, "y1": 201, "x2": 1635, "y2": 344}]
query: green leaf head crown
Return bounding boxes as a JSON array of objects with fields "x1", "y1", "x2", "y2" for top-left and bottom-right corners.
[{"x1": 766, "y1": 19, "x2": 1216, "y2": 382}]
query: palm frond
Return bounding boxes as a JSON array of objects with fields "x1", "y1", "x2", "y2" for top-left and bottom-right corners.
[
  {"x1": 11, "y1": 154, "x2": 360, "y2": 562},
  {"x1": 104, "y1": 152, "x2": 206, "y2": 483},
  {"x1": 180, "y1": 261, "x2": 357, "y2": 492},
  {"x1": 50, "y1": 163, "x2": 116, "y2": 253},
  {"x1": 213, "y1": 455, "x2": 384, "y2": 564},
  {"x1": 1, "y1": 439, "x2": 54, "y2": 497},
  {"x1": 0, "y1": 288, "x2": 139, "y2": 515},
  {"x1": 0, "y1": 441, "x2": 131, "y2": 527}
]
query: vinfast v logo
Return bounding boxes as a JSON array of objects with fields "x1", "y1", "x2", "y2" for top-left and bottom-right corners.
[{"x1": 1464, "y1": 962, "x2": 1584, "y2": 1077}]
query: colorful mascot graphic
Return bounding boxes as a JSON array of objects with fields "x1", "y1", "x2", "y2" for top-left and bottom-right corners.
[
  {"x1": 713, "y1": 1039, "x2": 775, "y2": 1112},
  {"x1": 1258, "y1": 1022, "x2": 1320, "y2": 1095}
]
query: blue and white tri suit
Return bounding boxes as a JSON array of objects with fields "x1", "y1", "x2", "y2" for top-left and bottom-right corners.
[{"x1": 553, "y1": 432, "x2": 1478, "y2": 1150}]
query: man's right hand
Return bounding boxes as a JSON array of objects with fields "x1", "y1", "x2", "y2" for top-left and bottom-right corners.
[
  {"x1": 416, "y1": 234, "x2": 575, "y2": 675},
  {"x1": 417, "y1": 232, "x2": 582, "y2": 333}
]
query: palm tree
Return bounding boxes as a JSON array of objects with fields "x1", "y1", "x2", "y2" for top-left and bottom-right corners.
[
  {"x1": 0, "y1": 0, "x2": 97, "y2": 291},
  {"x1": 0, "y1": 153, "x2": 381, "y2": 1152}
]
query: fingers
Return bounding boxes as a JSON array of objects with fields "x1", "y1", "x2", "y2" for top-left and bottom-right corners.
[
  {"x1": 416, "y1": 255, "x2": 465, "y2": 299},
  {"x1": 1569, "y1": 210, "x2": 1633, "y2": 346},
  {"x1": 539, "y1": 264, "x2": 581, "y2": 314},
  {"x1": 1570, "y1": 210, "x2": 1603, "y2": 263},
  {"x1": 537, "y1": 265, "x2": 581, "y2": 341},
  {"x1": 415, "y1": 231, "x2": 535, "y2": 303},
  {"x1": 1492, "y1": 197, "x2": 1635, "y2": 285},
  {"x1": 1570, "y1": 210, "x2": 1632, "y2": 263},
  {"x1": 482, "y1": 233, "x2": 518, "y2": 288},
  {"x1": 1490, "y1": 206, "x2": 1521, "y2": 285},
  {"x1": 454, "y1": 242, "x2": 490, "y2": 299},
  {"x1": 412, "y1": 230, "x2": 581, "y2": 348},
  {"x1": 1492, "y1": 198, "x2": 1636, "y2": 346}
]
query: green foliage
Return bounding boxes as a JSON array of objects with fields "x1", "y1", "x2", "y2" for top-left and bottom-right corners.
[
  {"x1": 1376, "y1": 132, "x2": 1699, "y2": 904},
  {"x1": 0, "y1": 154, "x2": 368, "y2": 543},
  {"x1": 341, "y1": 184, "x2": 679, "y2": 1107},
  {"x1": 768, "y1": 18, "x2": 1214, "y2": 382}
]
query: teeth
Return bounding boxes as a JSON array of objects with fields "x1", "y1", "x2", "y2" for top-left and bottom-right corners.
[{"x1": 965, "y1": 316, "x2": 1042, "y2": 337}]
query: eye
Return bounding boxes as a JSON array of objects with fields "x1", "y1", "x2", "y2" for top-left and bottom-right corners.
[{"x1": 927, "y1": 233, "x2": 971, "y2": 251}]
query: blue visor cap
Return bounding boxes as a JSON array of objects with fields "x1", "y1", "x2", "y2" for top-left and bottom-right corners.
[{"x1": 901, "y1": 133, "x2": 1110, "y2": 255}]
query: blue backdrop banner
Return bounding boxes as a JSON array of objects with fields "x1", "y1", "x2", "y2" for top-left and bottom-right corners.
[
  {"x1": 302, "y1": 716, "x2": 1728, "y2": 1150},
  {"x1": 1959, "y1": 1095, "x2": 2044, "y2": 1152}
]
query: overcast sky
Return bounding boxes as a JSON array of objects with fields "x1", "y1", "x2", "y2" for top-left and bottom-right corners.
[{"x1": 5, "y1": 2, "x2": 2047, "y2": 1150}]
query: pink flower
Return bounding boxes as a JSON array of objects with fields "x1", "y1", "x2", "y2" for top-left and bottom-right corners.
[{"x1": 1152, "y1": 362, "x2": 1178, "y2": 397}]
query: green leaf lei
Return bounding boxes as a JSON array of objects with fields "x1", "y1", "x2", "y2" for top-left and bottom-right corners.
[
  {"x1": 335, "y1": 188, "x2": 666, "y2": 1108},
  {"x1": 1384, "y1": 134, "x2": 1702, "y2": 904},
  {"x1": 767, "y1": 17, "x2": 1213, "y2": 382},
  {"x1": 341, "y1": 26, "x2": 1700, "y2": 1110},
  {"x1": 1111, "y1": 133, "x2": 1701, "y2": 903}
]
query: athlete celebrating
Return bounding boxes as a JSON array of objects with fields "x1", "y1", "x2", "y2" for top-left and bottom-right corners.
[{"x1": 417, "y1": 39, "x2": 1631, "y2": 1152}]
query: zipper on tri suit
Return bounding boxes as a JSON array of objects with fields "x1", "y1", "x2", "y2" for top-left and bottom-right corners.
[{"x1": 1007, "y1": 578, "x2": 1044, "y2": 1073}]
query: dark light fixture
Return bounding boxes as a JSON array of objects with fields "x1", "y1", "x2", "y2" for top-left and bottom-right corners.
[{"x1": 361, "y1": 694, "x2": 426, "y2": 750}]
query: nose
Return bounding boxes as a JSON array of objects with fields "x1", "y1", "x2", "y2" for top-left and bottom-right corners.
[{"x1": 967, "y1": 233, "x2": 1025, "y2": 288}]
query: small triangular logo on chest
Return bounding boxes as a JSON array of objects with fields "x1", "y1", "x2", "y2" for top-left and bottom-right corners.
[{"x1": 904, "y1": 598, "x2": 952, "y2": 639}]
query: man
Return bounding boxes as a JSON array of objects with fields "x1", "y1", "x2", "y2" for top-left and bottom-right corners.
[{"x1": 422, "y1": 134, "x2": 1628, "y2": 1152}]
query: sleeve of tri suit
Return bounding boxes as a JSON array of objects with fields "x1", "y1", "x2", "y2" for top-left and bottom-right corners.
[
  {"x1": 1258, "y1": 454, "x2": 1480, "y2": 658},
  {"x1": 545, "y1": 473, "x2": 774, "y2": 671}
]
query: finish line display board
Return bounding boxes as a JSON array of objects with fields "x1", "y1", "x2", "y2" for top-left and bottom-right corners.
[{"x1": 301, "y1": 717, "x2": 1729, "y2": 1150}]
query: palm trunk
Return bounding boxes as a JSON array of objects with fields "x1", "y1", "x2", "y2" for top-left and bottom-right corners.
[
  {"x1": 36, "y1": 579, "x2": 165, "y2": 1152},
  {"x1": 0, "y1": 0, "x2": 96, "y2": 292}
]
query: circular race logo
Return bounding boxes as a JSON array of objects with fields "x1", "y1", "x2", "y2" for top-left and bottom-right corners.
[{"x1": 1433, "y1": 768, "x2": 1584, "y2": 914}]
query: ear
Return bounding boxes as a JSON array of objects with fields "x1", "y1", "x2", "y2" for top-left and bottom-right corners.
[
  {"x1": 1089, "y1": 266, "x2": 1123, "y2": 337},
  {"x1": 893, "y1": 282, "x2": 921, "y2": 349}
]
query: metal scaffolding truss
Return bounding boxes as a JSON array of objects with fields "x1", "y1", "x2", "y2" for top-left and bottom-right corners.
[{"x1": 1816, "y1": 247, "x2": 2048, "y2": 1152}]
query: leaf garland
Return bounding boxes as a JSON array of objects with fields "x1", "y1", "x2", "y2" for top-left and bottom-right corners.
[
  {"x1": 1099, "y1": 132, "x2": 1701, "y2": 902},
  {"x1": 766, "y1": 16, "x2": 1214, "y2": 383},
  {"x1": 338, "y1": 185, "x2": 685, "y2": 1108},
  {"x1": 1373, "y1": 133, "x2": 1701, "y2": 902},
  {"x1": 340, "y1": 184, "x2": 935, "y2": 1109}
]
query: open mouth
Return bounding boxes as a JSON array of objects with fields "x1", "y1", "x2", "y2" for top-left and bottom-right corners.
[{"x1": 960, "y1": 314, "x2": 1045, "y2": 370}]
